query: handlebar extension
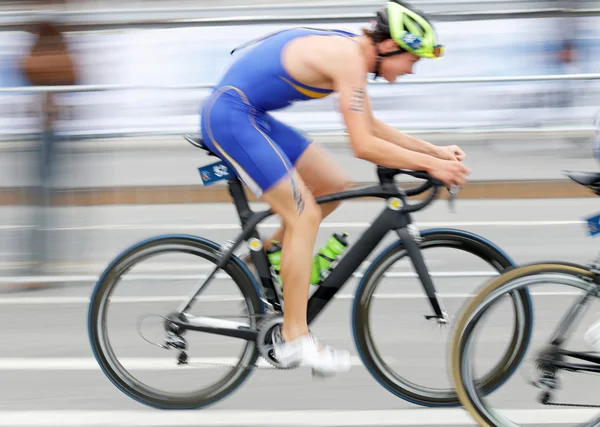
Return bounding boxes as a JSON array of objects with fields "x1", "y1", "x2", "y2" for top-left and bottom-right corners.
[{"x1": 375, "y1": 165, "x2": 459, "y2": 214}]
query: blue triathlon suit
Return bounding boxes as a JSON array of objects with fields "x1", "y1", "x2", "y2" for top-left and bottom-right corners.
[{"x1": 200, "y1": 27, "x2": 357, "y2": 198}]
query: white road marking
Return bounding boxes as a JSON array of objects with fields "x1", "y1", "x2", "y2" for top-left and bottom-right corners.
[
  {"x1": 0, "y1": 261, "x2": 376, "y2": 272},
  {"x1": 0, "y1": 357, "x2": 368, "y2": 371},
  {"x1": 0, "y1": 408, "x2": 596, "y2": 426},
  {"x1": 0, "y1": 291, "x2": 582, "y2": 305},
  {"x1": 0, "y1": 219, "x2": 587, "y2": 231},
  {"x1": 0, "y1": 270, "x2": 499, "y2": 284}
]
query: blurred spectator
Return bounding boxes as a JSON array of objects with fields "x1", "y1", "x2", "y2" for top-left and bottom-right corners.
[
  {"x1": 554, "y1": 16, "x2": 578, "y2": 108},
  {"x1": 18, "y1": 10, "x2": 79, "y2": 289}
]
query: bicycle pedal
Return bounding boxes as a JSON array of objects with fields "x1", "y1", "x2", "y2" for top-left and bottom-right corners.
[
  {"x1": 177, "y1": 351, "x2": 189, "y2": 365},
  {"x1": 310, "y1": 369, "x2": 334, "y2": 380},
  {"x1": 311, "y1": 369, "x2": 326, "y2": 380},
  {"x1": 425, "y1": 315, "x2": 448, "y2": 325}
]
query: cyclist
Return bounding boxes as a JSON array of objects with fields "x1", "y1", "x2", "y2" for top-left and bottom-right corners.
[{"x1": 200, "y1": 0, "x2": 470, "y2": 375}]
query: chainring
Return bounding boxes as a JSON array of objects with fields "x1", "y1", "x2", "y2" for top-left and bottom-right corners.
[{"x1": 256, "y1": 313, "x2": 300, "y2": 370}]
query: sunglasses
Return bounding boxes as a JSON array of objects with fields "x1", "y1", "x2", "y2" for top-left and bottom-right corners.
[{"x1": 432, "y1": 45, "x2": 444, "y2": 58}]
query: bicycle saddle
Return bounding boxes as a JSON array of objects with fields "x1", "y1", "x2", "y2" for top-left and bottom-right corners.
[
  {"x1": 183, "y1": 134, "x2": 217, "y2": 157},
  {"x1": 566, "y1": 171, "x2": 600, "y2": 194}
]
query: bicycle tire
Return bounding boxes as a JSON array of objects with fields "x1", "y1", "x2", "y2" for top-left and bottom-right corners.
[
  {"x1": 352, "y1": 228, "x2": 533, "y2": 407},
  {"x1": 88, "y1": 234, "x2": 265, "y2": 410},
  {"x1": 451, "y1": 262, "x2": 596, "y2": 427}
]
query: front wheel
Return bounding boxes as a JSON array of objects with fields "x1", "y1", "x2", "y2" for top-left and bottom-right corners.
[
  {"x1": 352, "y1": 228, "x2": 533, "y2": 407},
  {"x1": 451, "y1": 262, "x2": 598, "y2": 427}
]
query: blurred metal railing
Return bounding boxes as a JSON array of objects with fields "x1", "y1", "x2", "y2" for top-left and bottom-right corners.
[
  {"x1": 2, "y1": 72, "x2": 599, "y2": 142},
  {"x1": 0, "y1": 0, "x2": 596, "y2": 30},
  {"x1": 2, "y1": 73, "x2": 600, "y2": 93}
]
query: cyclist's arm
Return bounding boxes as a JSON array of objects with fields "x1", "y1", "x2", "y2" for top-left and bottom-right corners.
[
  {"x1": 372, "y1": 119, "x2": 441, "y2": 157},
  {"x1": 347, "y1": 63, "x2": 439, "y2": 157},
  {"x1": 328, "y1": 48, "x2": 438, "y2": 172}
]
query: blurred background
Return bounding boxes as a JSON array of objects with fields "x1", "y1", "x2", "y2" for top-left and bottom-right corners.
[
  {"x1": 0, "y1": 0, "x2": 597, "y2": 282},
  {"x1": 1, "y1": 1, "x2": 600, "y2": 425}
]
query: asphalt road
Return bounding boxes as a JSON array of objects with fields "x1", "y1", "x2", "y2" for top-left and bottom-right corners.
[{"x1": 1, "y1": 198, "x2": 600, "y2": 426}]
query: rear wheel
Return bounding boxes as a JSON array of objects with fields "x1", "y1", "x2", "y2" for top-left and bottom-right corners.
[{"x1": 88, "y1": 234, "x2": 264, "y2": 409}]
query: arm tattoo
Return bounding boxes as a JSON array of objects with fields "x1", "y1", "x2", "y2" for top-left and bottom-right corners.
[{"x1": 350, "y1": 87, "x2": 365, "y2": 112}]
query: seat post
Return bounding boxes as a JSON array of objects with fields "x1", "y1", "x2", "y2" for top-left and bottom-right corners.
[
  {"x1": 183, "y1": 134, "x2": 255, "y2": 225},
  {"x1": 227, "y1": 176, "x2": 254, "y2": 226}
]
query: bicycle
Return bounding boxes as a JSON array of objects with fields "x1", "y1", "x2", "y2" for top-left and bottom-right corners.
[
  {"x1": 88, "y1": 134, "x2": 533, "y2": 410},
  {"x1": 451, "y1": 171, "x2": 600, "y2": 426}
]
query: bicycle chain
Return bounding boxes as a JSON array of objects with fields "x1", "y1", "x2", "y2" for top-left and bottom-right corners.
[
  {"x1": 174, "y1": 357, "x2": 292, "y2": 370},
  {"x1": 538, "y1": 370, "x2": 600, "y2": 408},
  {"x1": 544, "y1": 401, "x2": 600, "y2": 408},
  {"x1": 167, "y1": 311, "x2": 296, "y2": 371}
]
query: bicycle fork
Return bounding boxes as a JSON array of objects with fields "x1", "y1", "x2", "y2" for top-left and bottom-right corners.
[{"x1": 396, "y1": 225, "x2": 449, "y2": 326}]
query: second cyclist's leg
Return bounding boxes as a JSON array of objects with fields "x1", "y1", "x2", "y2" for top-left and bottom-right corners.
[
  {"x1": 584, "y1": 320, "x2": 600, "y2": 350},
  {"x1": 261, "y1": 172, "x2": 351, "y2": 373}
]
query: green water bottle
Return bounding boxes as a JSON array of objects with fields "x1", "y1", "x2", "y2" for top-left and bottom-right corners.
[
  {"x1": 266, "y1": 241, "x2": 285, "y2": 299},
  {"x1": 266, "y1": 241, "x2": 283, "y2": 280},
  {"x1": 310, "y1": 232, "x2": 349, "y2": 285}
]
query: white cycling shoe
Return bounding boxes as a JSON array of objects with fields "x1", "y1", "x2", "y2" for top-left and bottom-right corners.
[
  {"x1": 584, "y1": 318, "x2": 600, "y2": 351},
  {"x1": 272, "y1": 326, "x2": 351, "y2": 375}
]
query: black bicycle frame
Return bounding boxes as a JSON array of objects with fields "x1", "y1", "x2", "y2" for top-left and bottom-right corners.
[
  {"x1": 169, "y1": 166, "x2": 447, "y2": 341},
  {"x1": 552, "y1": 349, "x2": 600, "y2": 373},
  {"x1": 541, "y1": 282, "x2": 600, "y2": 374}
]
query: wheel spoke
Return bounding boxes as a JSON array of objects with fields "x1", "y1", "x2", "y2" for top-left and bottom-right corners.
[
  {"x1": 352, "y1": 231, "x2": 531, "y2": 406},
  {"x1": 88, "y1": 236, "x2": 263, "y2": 409}
]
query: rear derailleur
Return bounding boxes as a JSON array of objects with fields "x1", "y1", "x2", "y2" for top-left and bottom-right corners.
[
  {"x1": 532, "y1": 346, "x2": 561, "y2": 405},
  {"x1": 163, "y1": 318, "x2": 188, "y2": 365}
]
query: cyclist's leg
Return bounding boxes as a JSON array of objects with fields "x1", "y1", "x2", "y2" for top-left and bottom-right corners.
[
  {"x1": 297, "y1": 143, "x2": 353, "y2": 203},
  {"x1": 201, "y1": 88, "x2": 350, "y2": 372},
  {"x1": 202, "y1": 92, "x2": 320, "y2": 315},
  {"x1": 260, "y1": 171, "x2": 320, "y2": 341},
  {"x1": 260, "y1": 167, "x2": 350, "y2": 372},
  {"x1": 259, "y1": 115, "x2": 352, "y2": 250}
]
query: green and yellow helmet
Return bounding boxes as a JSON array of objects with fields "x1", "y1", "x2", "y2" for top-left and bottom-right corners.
[{"x1": 374, "y1": 0, "x2": 444, "y2": 59}]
